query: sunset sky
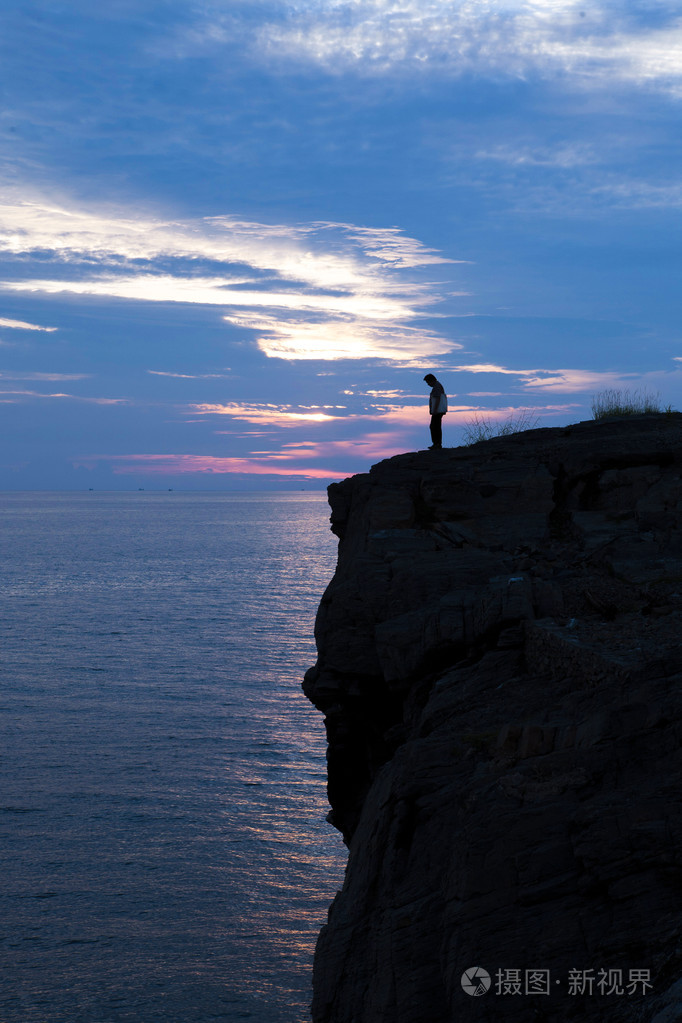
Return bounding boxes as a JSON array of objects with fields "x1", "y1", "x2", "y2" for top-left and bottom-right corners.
[{"x1": 1, "y1": 0, "x2": 680, "y2": 489}]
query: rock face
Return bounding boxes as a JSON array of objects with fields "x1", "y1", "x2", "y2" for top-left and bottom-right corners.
[{"x1": 303, "y1": 415, "x2": 682, "y2": 1023}]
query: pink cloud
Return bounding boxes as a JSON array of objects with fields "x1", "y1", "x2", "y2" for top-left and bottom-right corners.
[
  {"x1": 74, "y1": 453, "x2": 352, "y2": 479},
  {"x1": 378, "y1": 403, "x2": 486, "y2": 426},
  {"x1": 278, "y1": 433, "x2": 412, "y2": 461}
]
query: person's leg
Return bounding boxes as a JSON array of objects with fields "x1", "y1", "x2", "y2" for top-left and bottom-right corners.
[{"x1": 430, "y1": 414, "x2": 443, "y2": 448}]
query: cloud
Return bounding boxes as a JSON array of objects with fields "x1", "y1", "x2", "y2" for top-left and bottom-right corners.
[
  {"x1": 0, "y1": 199, "x2": 449, "y2": 280},
  {"x1": 342, "y1": 225, "x2": 465, "y2": 268},
  {"x1": 76, "y1": 453, "x2": 351, "y2": 480},
  {"x1": 451, "y1": 363, "x2": 642, "y2": 392},
  {"x1": 474, "y1": 142, "x2": 598, "y2": 168},
  {"x1": 453, "y1": 362, "x2": 530, "y2": 375},
  {"x1": 249, "y1": 1, "x2": 682, "y2": 92},
  {"x1": 0, "y1": 317, "x2": 58, "y2": 331},
  {"x1": 590, "y1": 179, "x2": 682, "y2": 209},
  {"x1": 0, "y1": 372, "x2": 90, "y2": 381},
  {"x1": 0, "y1": 388, "x2": 125, "y2": 404},
  {"x1": 0, "y1": 194, "x2": 461, "y2": 364},
  {"x1": 348, "y1": 388, "x2": 410, "y2": 399},
  {"x1": 5, "y1": 273, "x2": 432, "y2": 321},
  {"x1": 70, "y1": 395, "x2": 589, "y2": 485},
  {"x1": 277, "y1": 432, "x2": 418, "y2": 462},
  {"x1": 519, "y1": 369, "x2": 641, "y2": 392},
  {"x1": 148, "y1": 370, "x2": 232, "y2": 379},
  {"x1": 222, "y1": 313, "x2": 461, "y2": 362},
  {"x1": 188, "y1": 398, "x2": 464, "y2": 429},
  {"x1": 189, "y1": 401, "x2": 343, "y2": 426}
]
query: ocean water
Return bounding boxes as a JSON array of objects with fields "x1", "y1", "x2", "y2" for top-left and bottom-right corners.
[{"x1": 0, "y1": 491, "x2": 346, "y2": 1023}]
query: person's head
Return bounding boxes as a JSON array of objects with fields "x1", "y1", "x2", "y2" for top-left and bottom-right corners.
[{"x1": 423, "y1": 373, "x2": 437, "y2": 386}]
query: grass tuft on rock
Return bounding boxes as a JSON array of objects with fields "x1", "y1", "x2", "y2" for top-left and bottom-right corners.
[
  {"x1": 591, "y1": 387, "x2": 663, "y2": 420},
  {"x1": 462, "y1": 409, "x2": 540, "y2": 446}
]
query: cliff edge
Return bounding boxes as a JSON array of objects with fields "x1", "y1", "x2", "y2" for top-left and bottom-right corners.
[{"x1": 304, "y1": 414, "x2": 682, "y2": 1023}]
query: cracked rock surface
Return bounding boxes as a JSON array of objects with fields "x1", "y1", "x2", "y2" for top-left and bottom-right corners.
[{"x1": 304, "y1": 414, "x2": 682, "y2": 1023}]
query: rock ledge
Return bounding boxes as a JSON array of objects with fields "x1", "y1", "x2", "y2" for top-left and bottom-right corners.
[{"x1": 305, "y1": 415, "x2": 682, "y2": 1023}]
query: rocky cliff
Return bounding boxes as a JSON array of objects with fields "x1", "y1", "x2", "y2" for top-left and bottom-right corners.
[{"x1": 304, "y1": 414, "x2": 682, "y2": 1023}]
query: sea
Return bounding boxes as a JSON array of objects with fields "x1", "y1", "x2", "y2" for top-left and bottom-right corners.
[{"x1": 0, "y1": 491, "x2": 347, "y2": 1023}]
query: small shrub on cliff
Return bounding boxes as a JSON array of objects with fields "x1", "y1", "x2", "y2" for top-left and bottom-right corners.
[
  {"x1": 591, "y1": 387, "x2": 662, "y2": 420},
  {"x1": 462, "y1": 409, "x2": 540, "y2": 446}
]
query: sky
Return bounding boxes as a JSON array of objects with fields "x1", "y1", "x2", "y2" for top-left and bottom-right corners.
[{"x1": 1, "y1": 0, "x2": 680, "y2": 490}]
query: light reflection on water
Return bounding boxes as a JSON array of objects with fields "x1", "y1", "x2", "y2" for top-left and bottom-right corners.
[{"x1": 0, "y1": 492, "x2": 345, "y2": 1023}]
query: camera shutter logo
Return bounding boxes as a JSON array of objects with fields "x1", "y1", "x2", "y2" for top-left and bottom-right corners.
[{"x1": 461, "y1": 967, "x2": 491, "y2": 996}]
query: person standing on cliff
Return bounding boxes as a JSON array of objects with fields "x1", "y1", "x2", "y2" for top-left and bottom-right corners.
[{"x1": 424, "y1": 373, "x2": 447, "y2": 449}]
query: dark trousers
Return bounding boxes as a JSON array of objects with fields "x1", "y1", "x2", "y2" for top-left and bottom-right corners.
[{"x1": 430, "y1": 414, "x2": 444, "y2": 447}]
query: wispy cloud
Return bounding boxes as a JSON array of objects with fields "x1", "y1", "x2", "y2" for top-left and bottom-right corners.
[
  {"x1": 453, "y1": 362, "x2": 530, "y2": 375},
  {"x1": 590, "y1": 179, "x2": 682, "y2": 209},
  {"x1": 344, "y1": 388, "x2": 410, "y2": 399},
  {"x1": 0, "y1": 194, "x2": 461, "y2": 364},
  {"x1": 189, "y1": 401, "x2": 343, "y2": 426},
  {"x1": 0, "y1": 316, "x2": 58, "y2": 331},
  {"x1": 75, "y1": 453, "x2": 351, "y2": 480},
  {"x1": 248, "y1": 1, "x2": 682, "y2": 92},
  {"x1": 148, "y1": 369, "x2": 232, "y2": 379},
  {"x1": 0, "y1": 389, "x2": 125, "y2": 404},
  {"x1": 452, "y1": 363, "x2": 642, "y2": 392},
  {"x1": 189, "y1": 398, "x2": 465, "y2": 430},
  {"x1": 519, "y1": 369, "x2": 641, "y2": 392},
  {"x1": 5, "y1": 273, "x2": 433, "y2": 321},
  {"x1": 276, "y1": 432, "x2": 417, "y2": 463},
  {"x1": 0, "y1": 372, "x2": 90, "y2": 381},
  {"x1": 474, "y1": 142, "x2": 598, "y2": 168}
]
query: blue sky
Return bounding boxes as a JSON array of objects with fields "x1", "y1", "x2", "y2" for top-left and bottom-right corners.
[{"x1": 1, "y1": 0, "x2": 680, "y2": 489}]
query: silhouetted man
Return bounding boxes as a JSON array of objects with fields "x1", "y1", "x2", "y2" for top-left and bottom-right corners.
[{"x1": 424, "y1": 373, "x2": 447, "y2": 449}]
